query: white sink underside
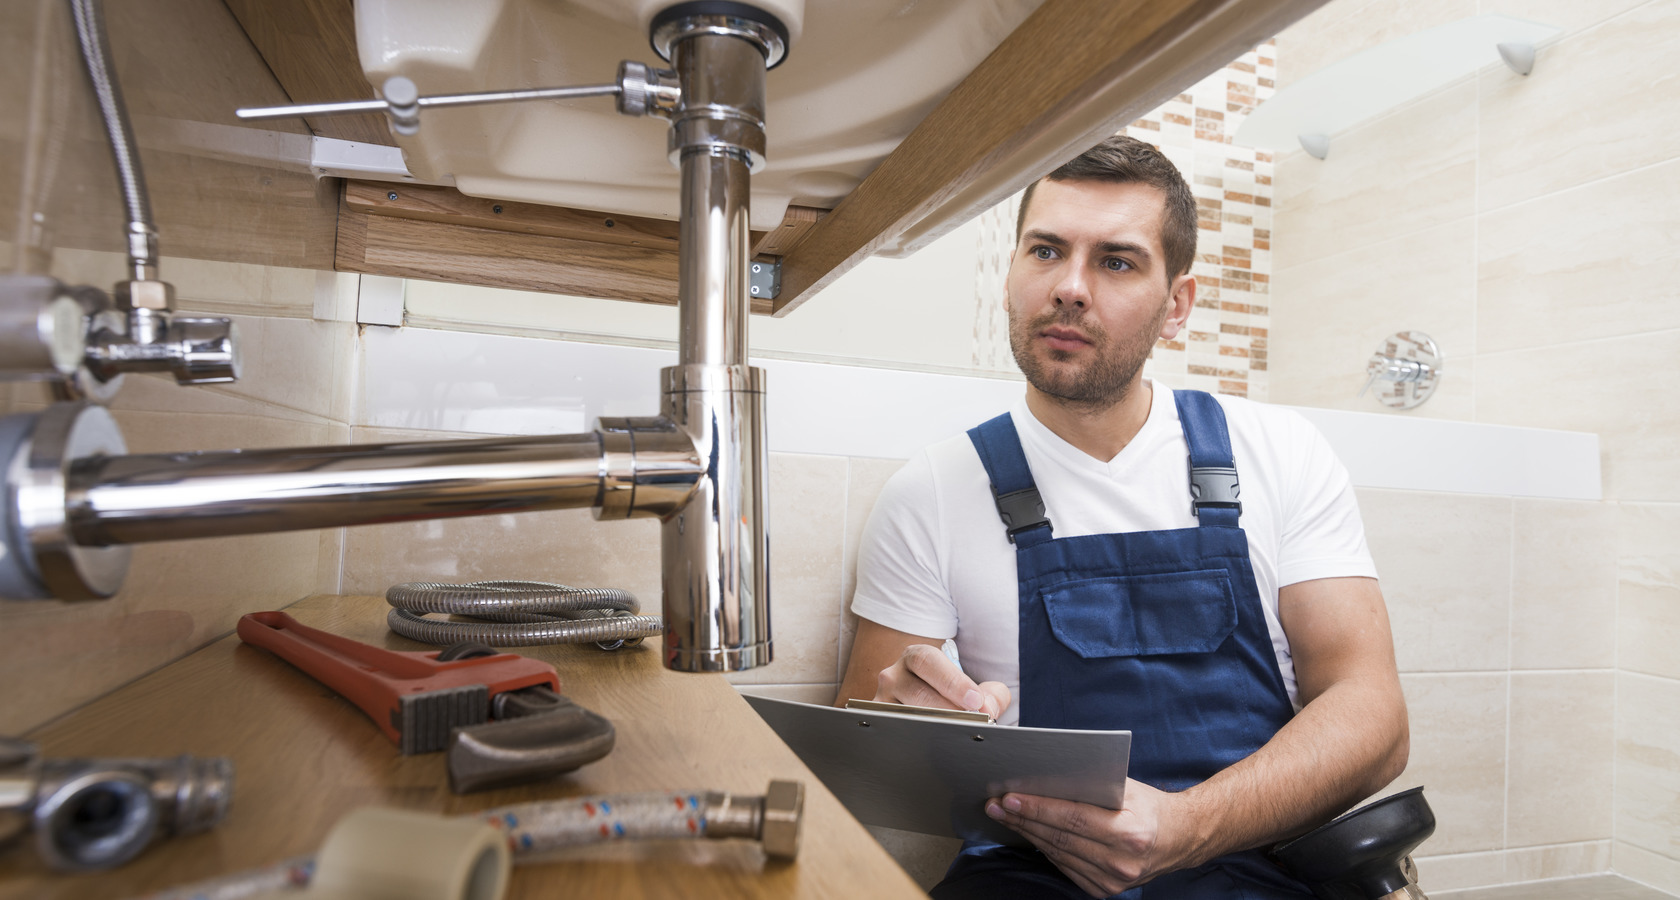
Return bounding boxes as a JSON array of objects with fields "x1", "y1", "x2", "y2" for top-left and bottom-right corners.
[{"x1": 356, "y1": 0, "x2": 1045, "y2": 230}]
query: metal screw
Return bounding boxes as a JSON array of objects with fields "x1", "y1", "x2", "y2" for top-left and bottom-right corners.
[
  {"x1": 387, "y1": 191, "x2": 398, "y2": 201},
  {"x1": 492, "y1": 205, "x2": 503, "y2": 214},
  {"x1": 604, "y1": 218, "x2": 615, "y2": 228},
  {"x1": 751, "y1": 286, "x2": 761, "y2": 296},
  {"x1": 751, "y1": 263, "x2": 762, "y2": 273}
]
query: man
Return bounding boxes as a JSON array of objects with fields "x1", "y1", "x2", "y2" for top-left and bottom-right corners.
[{"x1": 836, "y1": 136, "x2": 1408, "y2": 899}]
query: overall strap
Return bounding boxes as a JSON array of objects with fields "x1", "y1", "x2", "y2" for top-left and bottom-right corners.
[
  {"x1": 966, "y1": 413, "x2": 1053, "y2": 548},
  {"x1": 1173, "y1": 390, "x2": 1242, "y2": 528}
]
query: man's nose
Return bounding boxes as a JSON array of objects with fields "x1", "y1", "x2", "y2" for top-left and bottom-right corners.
[{"x1": 1053, "y1": 263, "x2": 1090, "y2": 309}]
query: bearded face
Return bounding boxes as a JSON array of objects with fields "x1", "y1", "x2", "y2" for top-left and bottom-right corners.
[
  {"x1": 1006, "y1": 285, "x2": 1171, "y2": 409},
  {"x1": 1003, "y1": 179, "x2": 1188, "y2": 411}
]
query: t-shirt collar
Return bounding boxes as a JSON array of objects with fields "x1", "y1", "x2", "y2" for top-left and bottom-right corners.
[{"x1": 1012, "y1": 379, "x2": 1174, "y2": 475}]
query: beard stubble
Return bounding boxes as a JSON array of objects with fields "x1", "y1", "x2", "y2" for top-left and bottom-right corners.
[{"x1": 1006, "y1": 299, "x2": 1169, "y2": 409}]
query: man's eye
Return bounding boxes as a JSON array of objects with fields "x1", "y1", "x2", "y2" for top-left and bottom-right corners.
[
  {"x1": 1103, "y1": 257, "x2": 1132, "y2": 271},
  {"x1": 1033, "y1": 246, "x2": 1055, "y2": 260}
]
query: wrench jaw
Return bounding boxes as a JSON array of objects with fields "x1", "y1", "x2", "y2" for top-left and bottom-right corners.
[
  {"x1": 446, "y1": 698, "x2": 617, "y2": 794},
  {"x1": 395, "y1": 684, "x2": 491, "y2": 756}
]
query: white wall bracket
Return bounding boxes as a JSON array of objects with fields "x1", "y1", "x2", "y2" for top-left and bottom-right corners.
[{"x1": 1496, "y1": 42, "x2": 1536, "y2": 76}]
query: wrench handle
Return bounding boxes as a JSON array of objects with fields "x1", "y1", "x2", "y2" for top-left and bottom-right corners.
[{"x1": 238, "y1": 611, "x2": 423, "y2": 744}]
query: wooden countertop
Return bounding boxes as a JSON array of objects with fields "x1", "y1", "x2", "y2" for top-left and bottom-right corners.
[{"x1": 1, "y1": 594, "x2": 924, "y2": 899}]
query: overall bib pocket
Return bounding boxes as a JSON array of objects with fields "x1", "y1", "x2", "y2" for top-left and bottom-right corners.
[{"x1": 1040, "y1": 569, "x2": 1237, "y2": 658}]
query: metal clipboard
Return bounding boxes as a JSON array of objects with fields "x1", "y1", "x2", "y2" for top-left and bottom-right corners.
[{"x1": 744, "y1": 695, "x2": 1130, "y2": 846}]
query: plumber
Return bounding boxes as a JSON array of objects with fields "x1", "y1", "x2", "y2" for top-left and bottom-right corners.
[{"x1": 836, "y1": 135, "x2": 1409, "y2": 899}]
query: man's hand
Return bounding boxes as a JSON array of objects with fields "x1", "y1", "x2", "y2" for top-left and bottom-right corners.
[
  {"x1": 983, "y1": 780, "x2": 1195, "y2": 897},
  {"x1": 836, "y1": 619, "x2": 1011, "y2": 720},
  {"x1": 874, "y1": 643, "x2": 1012, "y2": 721}
]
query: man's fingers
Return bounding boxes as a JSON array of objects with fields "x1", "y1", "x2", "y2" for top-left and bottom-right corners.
[
  {"x1": 985, "y1": 796, "x2": 1111, "y2": 863},
  {"x1": 977, "y1": 680, "x2": 1012, "y2": 719},
  {"x1": 900, "y1": 644, "x2": 986, "y2": 711}
]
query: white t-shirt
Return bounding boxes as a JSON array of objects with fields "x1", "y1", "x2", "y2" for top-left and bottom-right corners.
[{"x1": 850, "y1": 382, "x2": 1378, "y2": 725}]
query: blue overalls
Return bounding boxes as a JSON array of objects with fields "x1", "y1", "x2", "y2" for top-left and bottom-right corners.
[{"x1": 930, "y1": 390, "x2": 1314, "y2": 900}]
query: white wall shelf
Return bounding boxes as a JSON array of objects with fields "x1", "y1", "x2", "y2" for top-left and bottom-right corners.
[{"x1": 1235, "y1": 14, "x2": 1561, "y2": 157}]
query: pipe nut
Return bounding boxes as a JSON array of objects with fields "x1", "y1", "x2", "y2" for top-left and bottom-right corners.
[
  {"x1": 616, "y1": 60, "x2": 680, "y2": 118},
  {"x1": 114, "y1": 279, "x2": 173, "y2": 311},
  {"x1": 760, "y1": 779, "x2": 803, "y2": 860}
]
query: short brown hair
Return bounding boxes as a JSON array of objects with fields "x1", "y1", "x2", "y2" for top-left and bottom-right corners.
[{"x1": 1016, "y1": 135, "x2": 1199, "y2": 279}]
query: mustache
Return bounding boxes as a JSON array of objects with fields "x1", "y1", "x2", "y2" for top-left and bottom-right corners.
[{"x1": 1023, "y1": 307, "x2": 1100, "y2": 341}]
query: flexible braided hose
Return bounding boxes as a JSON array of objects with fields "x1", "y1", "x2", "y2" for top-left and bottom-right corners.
[
  {"x1": 130, "y1": 789, "x2": 786, "y2": 900},
  {"x1": 385, "y1": 580, "x2": 663, "y2": 649},
  {"x1": 477, "y1": 791, "x2": 713, "y2": 855},
  {"x1": 69, "y1": 0, "x2": 158, "y2": 279}
]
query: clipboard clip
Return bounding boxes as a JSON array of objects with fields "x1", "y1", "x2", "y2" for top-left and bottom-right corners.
[{"x1": 844, "y1": 699, "x2": 996, "y2": 725}]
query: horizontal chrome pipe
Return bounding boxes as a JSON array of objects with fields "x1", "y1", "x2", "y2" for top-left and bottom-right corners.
[{"x1": 65, "y1": 430, "x2": 702, "y2": 547}]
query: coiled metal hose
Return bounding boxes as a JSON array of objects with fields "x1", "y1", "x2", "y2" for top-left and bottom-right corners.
[
  {"x1": 68, "y1": 0, "x2": 158, "y2": 282},
  {"x1": 385, "y1": 580, "x2": 663, "y2": 650}
]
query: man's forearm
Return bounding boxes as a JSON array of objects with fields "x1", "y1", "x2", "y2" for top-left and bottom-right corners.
[{"x1": 1171, "y1": 671, "x2": 1409, "y2": 866}]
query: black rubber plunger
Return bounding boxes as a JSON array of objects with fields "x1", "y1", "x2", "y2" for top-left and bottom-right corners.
[{"x1": 1270, "y1": 787, "x2": 1436, "y2": 899}]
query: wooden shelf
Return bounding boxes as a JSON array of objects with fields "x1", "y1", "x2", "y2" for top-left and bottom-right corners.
[{"x1": 4, "y1": 594, "x2": 922, "y2": 899}]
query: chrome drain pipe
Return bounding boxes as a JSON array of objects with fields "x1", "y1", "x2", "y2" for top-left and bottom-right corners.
[{"x1": 652, "y1": 8, "x2": 781, "y2": 672}]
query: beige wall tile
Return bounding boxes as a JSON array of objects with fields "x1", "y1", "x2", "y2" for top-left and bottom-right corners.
[
  {"x1": 1273, "y1": 0, "x2": 1474, "y2": 89},
  {"x1": 1504, "y1": 840, "x2": 1611, "y2": 882},
  {"x1": 1270, "y1": 219, "x2": 1475, "y2": 417},
  {"x1": 1507, "y1": 671, "x2": 1614, "y2": 846},
  {"x1": 167, "y1": 257, "x2": 318, "y2": 319},
  {"x1": 1479, "y1": 0, "x2": 1680, "y2": 210},
  {"x1": 1273, "y1": 79, "x2": 1476, "y2": 270},
  {"x1": 1478, "y1": 330, "x2": 1680, "y2": 503},
  {"x1": 104, "y1": 315, "x2": 356, "y2": 426},
  {"x1": 341, "y1": 509, "x2": 664, "y2": 608},
  {"x1": 729, "y1": 453, "x2": 847, "y2": 686},
  {"x1": 1616, "y1": 672, "x2": 1680, "y2": 862},
  {"x1": 0, "y1": 409, "x2": 336, "y2": 733},
  {"x1": 839, "y1": 457, "x2": 906, "y2": 682},
  {"x1": 1416, "y1": 842, "x2": 1613, "y2": 893},
  {"x1": 1480, "y1": 0, "x2": 1648, "y2": 36},
  {"x1": 1414, "y1": 849, "x2": 1507, "y2": 892},
  {"x1": 1359, "y1": 489, "x2": 1512, "y2": 672},
  {"x1": 1393, "y1": 673, "x2": 1508, "y2": 854},
  {"x1": 1613, "y1": 841, "x2": 1680, "y2": 897},
  {"x1": 1478, "y1": 158, "x2": 1680, "y2": 355},
  {"x1": 1511, "y1": 499, "x2": 1616, "y2": 670},
  {"x1": 1617, "y1": 502, "x2": 1680, "y2": 680},
  {"x1": 0, "y1": 527, "x2": 324, "y2": 733}
]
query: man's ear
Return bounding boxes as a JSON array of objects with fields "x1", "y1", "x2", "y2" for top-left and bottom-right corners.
[{"x1": 1159, "y1": 274, "x2": 1196, "y2": 340}]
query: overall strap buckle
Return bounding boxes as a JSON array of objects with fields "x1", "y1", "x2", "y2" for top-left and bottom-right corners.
[
  {"x1": 1188, "y1": 462, "x2": 1242, "y2": 518},
  {"x1": 992, "y1": 487, "x2": 1051, "y2": 544}
]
